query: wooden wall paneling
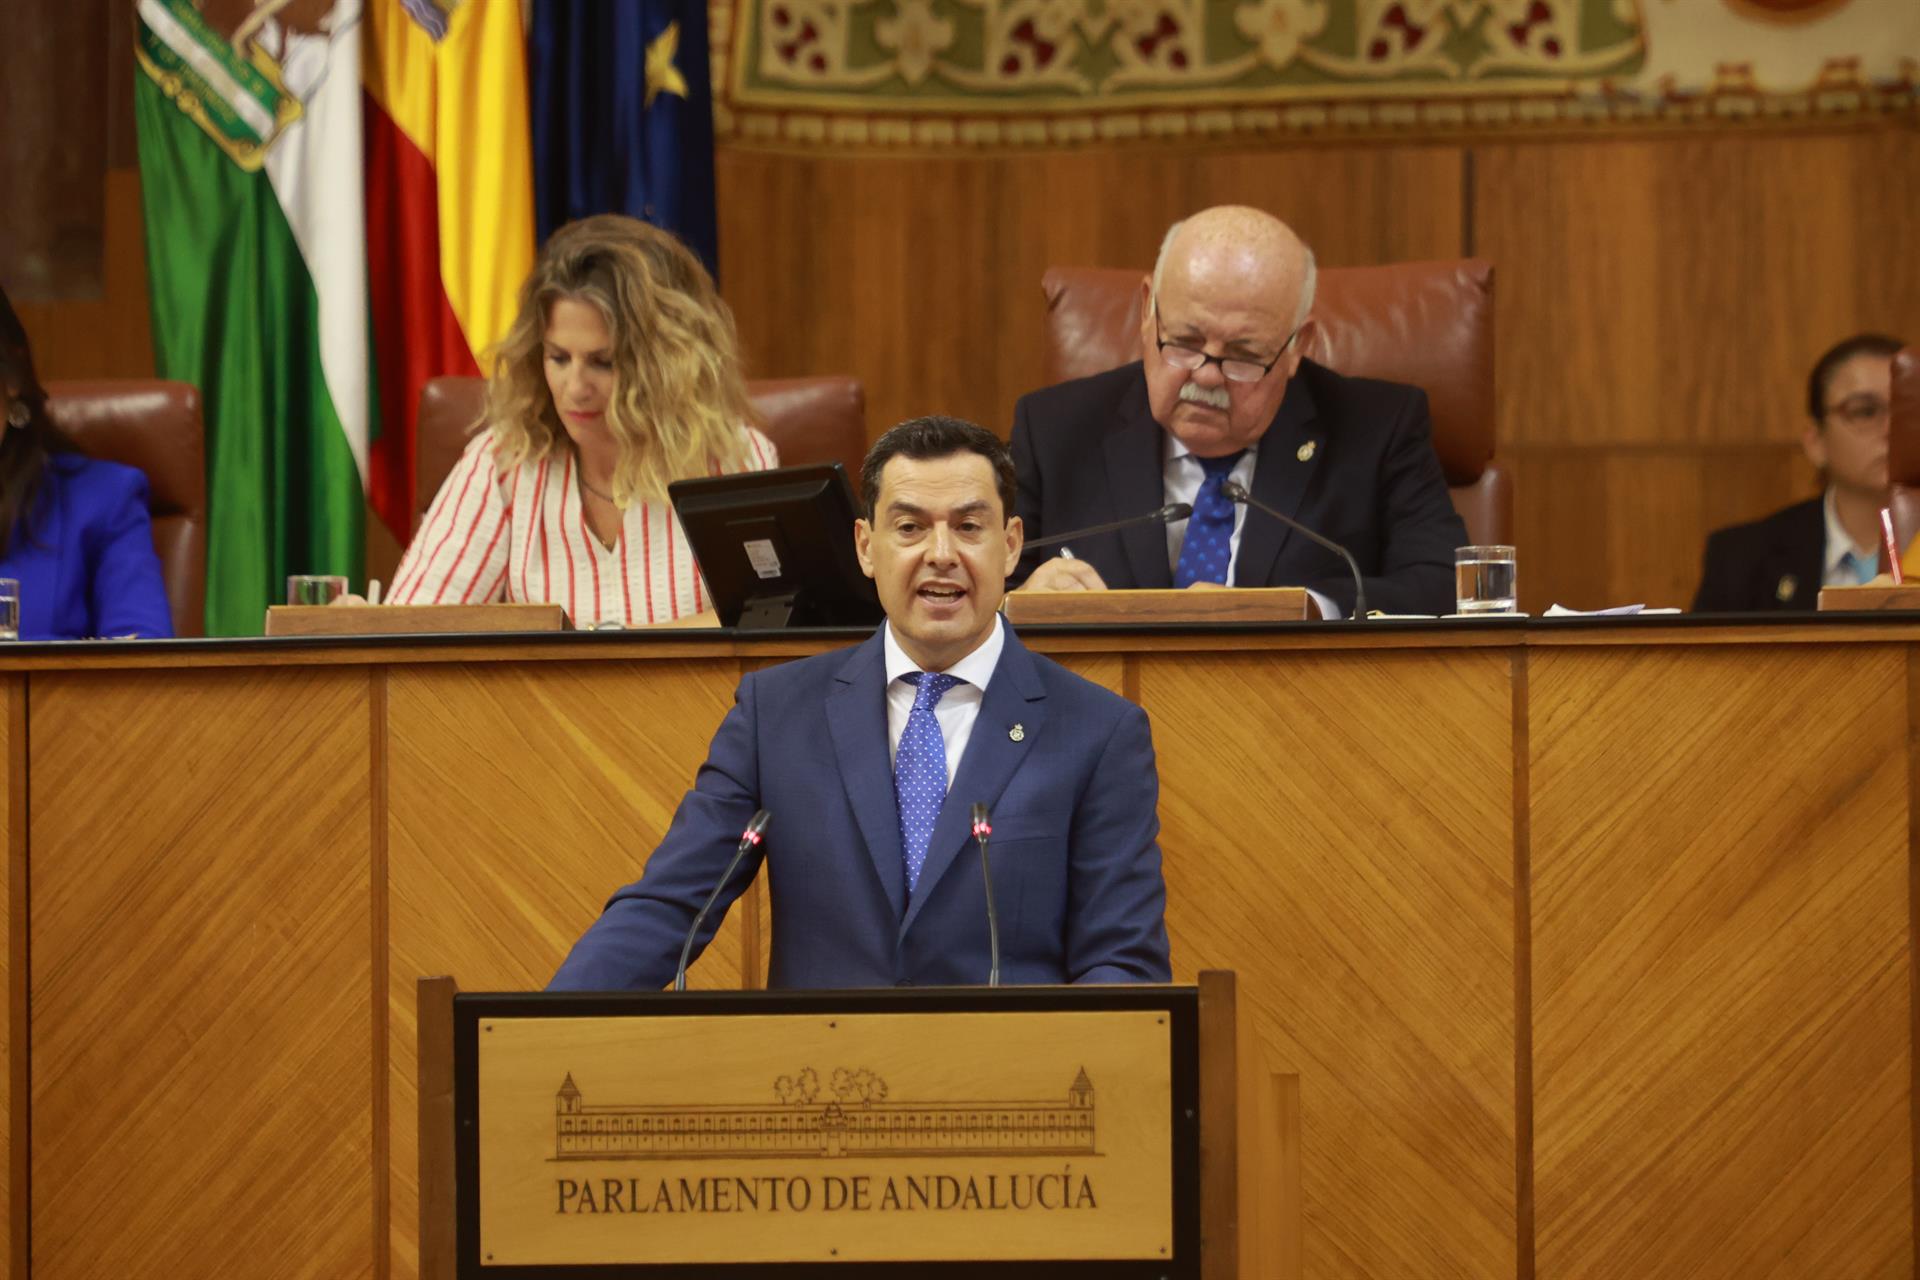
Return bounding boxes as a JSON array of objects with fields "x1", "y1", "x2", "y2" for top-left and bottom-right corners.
[
  {"x1": 716, "y1": 144, "x2": 1465, "y2": 443},
  {"x1": 1530, "y1": 644, "x2": 1912, "y2": 1279},
  {"x1": 383, "y1": 659, "x2": 745, "y2": 1279},
  {"x1": 1504, "y1": 443, "x2": 1810, "y2": 614},
  {"x1": 0, "y1": 0, "x2": 112, "y2": 299},
  {"x1": 1478, "y1": 131, "x2": 1920, "y2": 452},
  {"x1": 1143, "y1": 648, "x2": 1517, "y2": 1279},
  {"x1": 1845, "y1": 128, "x2": 1920, "y2": 346},
  {"x1": 12, "y1": 168, "x2": 156, "y2": 383},
  {"x1": 28, "y1": 668, "x2": 374, "y2": 1279},
  {"x1": 1477, "y1": 129, "x2": 1920, "y2": 610}
]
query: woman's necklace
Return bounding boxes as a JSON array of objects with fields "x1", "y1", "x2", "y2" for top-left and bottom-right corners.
[{"x1": 576, "y1": 470, "x2": 622, "y2": 550}]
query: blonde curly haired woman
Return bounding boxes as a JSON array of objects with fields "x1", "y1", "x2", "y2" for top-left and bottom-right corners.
[{"x1": 389, "y1": 215, "x2": 776, "y2": 625}]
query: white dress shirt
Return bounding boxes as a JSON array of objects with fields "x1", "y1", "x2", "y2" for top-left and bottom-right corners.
[
  {"x1": 1821, "y1": 487, "x2": 1879, "y2": 587},
  {"x1": 883, "y1": 614, "x2": 1005, "y2": 773}
]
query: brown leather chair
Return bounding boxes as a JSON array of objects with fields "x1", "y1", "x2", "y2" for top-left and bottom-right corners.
[
  {"x1": 414, "y1": 375, "x2": 869, "y2": 524},
  {"x1": 1884, "y1": 347, "x2": 1920, "y2": 568},
  {"x1": 1041, "y1": 259, "x2": 1511, "y2": 545},
  {"x1": 44, "y1": 380, "x2": 207, "y2": 638}
]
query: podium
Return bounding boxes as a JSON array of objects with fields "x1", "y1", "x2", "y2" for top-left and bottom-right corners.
[{"x1": 417, "y1": 973, "x2": 1241, "y2": 1278}]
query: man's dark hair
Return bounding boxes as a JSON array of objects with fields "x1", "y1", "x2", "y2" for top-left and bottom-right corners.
[
  {"x1": 1807, "y1": 332, "x2": 1903, "y2": 423},
  {"x1": 859, "y1": 416, "x2": 1017, "y2": 521}
]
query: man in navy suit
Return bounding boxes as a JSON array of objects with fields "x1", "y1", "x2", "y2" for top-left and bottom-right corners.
[
  {"x1": 550, "y1": 417, "x2": 1171, "y2": 990},
  {"x1": 1013, "y1": 205, "x2": 1464, "y2": 617}
]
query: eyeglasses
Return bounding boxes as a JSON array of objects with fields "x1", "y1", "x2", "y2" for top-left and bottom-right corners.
[
  {"x1": 1152, "y1": 302, "x2": 1296, "y2": 385},
  {"x1": 1824, "y1": 395, "x2": 1891, "y2": 429}
]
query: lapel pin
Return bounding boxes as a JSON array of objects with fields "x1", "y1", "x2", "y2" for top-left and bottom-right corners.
[
  {"x1": 1775, "y1": 574, "x2": 1796, "y2": 602},
  {"x1": 1297, "y1": 440, "x2": 1316, "y2": 463},
  {"x1": 1009, "y1": 724, "x2": 1026, "y2": 742}
]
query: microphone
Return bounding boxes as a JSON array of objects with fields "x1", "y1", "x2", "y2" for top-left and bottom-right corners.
[
  {"x1": 1219, "y1": 479, "x2": 1368, "y2": 621},
  {"x1": 672, "y1": 809, "x2": 771, "y2": 992},
  {"x1": 1022, "y1": 502, "x2": 1193, "y2": 552},
  {"x1": 970, "y1": 803, "x2": 1001, "y2": 988}
]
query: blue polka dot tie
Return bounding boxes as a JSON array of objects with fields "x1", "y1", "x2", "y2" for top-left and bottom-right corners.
[
  {"x1": 1173, "y1": 451, "x2": 1247, "y2": 589},
  {"x1": 894, "y1": 672, "x2": 962, "y2": 894}
]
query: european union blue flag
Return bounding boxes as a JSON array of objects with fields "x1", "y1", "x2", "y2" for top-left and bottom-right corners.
[{"x1": 528, "y1": 0, "x2": 719, "y2": 276}]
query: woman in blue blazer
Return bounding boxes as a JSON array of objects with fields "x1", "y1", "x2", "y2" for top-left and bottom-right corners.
[{"x1": 0, "y1": 289, "x2": 172, "y2": 640}]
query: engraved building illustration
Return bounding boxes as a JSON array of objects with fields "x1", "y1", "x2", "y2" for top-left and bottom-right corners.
[{"x1": 555, "y1": 1068, "x2": 1097, "y2": 1160}]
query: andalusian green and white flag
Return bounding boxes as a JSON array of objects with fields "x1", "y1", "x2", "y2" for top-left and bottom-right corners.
[{"x1": 133, "y1": 0, "x2": 369, "y2": 635}]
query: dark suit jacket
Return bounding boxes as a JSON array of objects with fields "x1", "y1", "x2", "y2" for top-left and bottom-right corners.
[
  {"x1": 1010, "y1": 359, "x2": 1467, "y2": 616},
  {"x1": 548, "y1": 624, "x2": 1172, "y2": 990},
  {"x1": 1691, "y1": 497, "x2": 1825, "y2": 612}
]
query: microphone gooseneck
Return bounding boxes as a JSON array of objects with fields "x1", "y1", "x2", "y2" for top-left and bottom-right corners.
[
  {"x1": 673, "y1": 809, "x2": 771, "y2": 992},
  {"x1": 970, "y1": 802, "x2": 1001, "y2": 988},
  {"x1": 1022, "y1": 502, "x2": 1194, "y2": 552},
  {"x1": 1219, "y1": 479, "x2": 1368, "y2": 621}
]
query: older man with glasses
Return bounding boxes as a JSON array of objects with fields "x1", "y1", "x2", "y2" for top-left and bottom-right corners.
[
  {"x1": 1009, "y1": 205, "x2": 1465, "y2": 618},
  {"x1": 1693, "y1": 332, "x2": 1903, "y2": 612}
]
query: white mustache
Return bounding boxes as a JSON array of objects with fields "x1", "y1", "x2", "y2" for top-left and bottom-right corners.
[{"x1": 1178, "y1": 382, "x2": 1231, "y2": 411}]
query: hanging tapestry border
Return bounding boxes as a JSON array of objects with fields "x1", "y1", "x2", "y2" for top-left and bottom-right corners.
[{"x1": 708, "y1": 0, "x2": 1919, "y2": 148}]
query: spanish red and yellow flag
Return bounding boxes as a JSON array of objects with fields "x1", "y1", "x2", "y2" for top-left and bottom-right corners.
[{"x1": 364, "y1": 0, "x2": 534, "y2": 542}]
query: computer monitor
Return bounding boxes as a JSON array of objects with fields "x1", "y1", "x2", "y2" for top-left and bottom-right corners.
[{"x1": 669, "y1": 463, "x2": 884, "y2": 629}]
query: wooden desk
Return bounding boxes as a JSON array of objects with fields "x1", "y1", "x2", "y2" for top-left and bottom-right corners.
[{"x1": 0, "y1": 616, "x2": 1910, "y2": 1279}]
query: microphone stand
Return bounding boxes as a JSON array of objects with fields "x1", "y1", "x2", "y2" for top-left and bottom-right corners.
[
  {"x1": 672, "y1": 809, "x2": 771, "y2": 991},
  {"x1": 1022, "y1": 502, "x2": 1194, "y2": 552},
  {"x1": 1220, "y1": 480, "x2": 1369, "y2": 620},
  {"x1": 970, "y1": 803, "x2": 1001, "y2": 988}
]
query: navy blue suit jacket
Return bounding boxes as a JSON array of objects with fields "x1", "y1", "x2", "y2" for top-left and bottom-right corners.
[
  {"x1": 1690, "y1": 497, "x2": 1823, "y2": 612},
  {"x1": 549, "y1": 624, "x2": 1172, "y2": 990},
  {"x1": 1011, "y1": 359, "x2": 1466, "y2": 616}
]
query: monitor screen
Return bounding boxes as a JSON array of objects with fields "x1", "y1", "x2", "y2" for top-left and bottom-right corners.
[{"x1": 669, "y1": 463, "x2": 883, "y2": 629}]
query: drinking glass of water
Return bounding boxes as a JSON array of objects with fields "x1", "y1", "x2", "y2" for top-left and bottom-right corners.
[
  {"x1": 287, "y1": 574, "x2": 349, "y2": 606},
  {"x1": 1455, "y1": 546, "x2": 1517, "y2": 615},
  {"x1": 0, "y1": 579, "x2": 18, "y2": 640}
]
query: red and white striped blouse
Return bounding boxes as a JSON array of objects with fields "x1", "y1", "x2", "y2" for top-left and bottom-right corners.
[{"x1": 388, "y1": 427, "x2": 779, "y2": 626}]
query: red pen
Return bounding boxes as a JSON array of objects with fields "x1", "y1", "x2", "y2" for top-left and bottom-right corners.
[{"x1": 1880, "y1": 506, "x2": 1904, "y2": 584}]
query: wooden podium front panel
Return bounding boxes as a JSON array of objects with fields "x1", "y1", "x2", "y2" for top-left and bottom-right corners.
[
  {"x1": 26, "y1": 668, "x2": 375, "y2": 1280},
  {"x1": 476, "y1": 1009, "x2": 1175, "y2": 1266},
  {"x1": 386, "y1": 659, "x2": 747, "y2": 1279},
  {"x1": 1143, "y1": 648, "x2": 1518, "y2": 1280},
  {"x1": 1531, "y1": 645, "x2": 1912, "y2": 1280}
]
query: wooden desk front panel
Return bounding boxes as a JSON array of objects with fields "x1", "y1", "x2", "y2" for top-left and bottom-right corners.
[
  {"x1": 383, "y1": 658, "x2": 754, "y2": 1280},
  {"x1": 1, "y1": 676, "x2": 17, "y2": 1278},
  {"x1": 1530, "y1": 644, "x2": 1913, "y2": 1279},
  {"x1": 1148, "y1": 648, "x2": 1518, "y2": 1280},
  {"x1": 0, "y1": 627, "x2": 1914, "y2": 1280},
  {"x1": 27, "y1": 668, "x2": 375, "y2": 1280}
]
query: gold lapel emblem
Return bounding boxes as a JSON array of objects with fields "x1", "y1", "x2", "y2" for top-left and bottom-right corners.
[
  {"x1": 1775, "y1": 574, "x2": 1797, "y2": 602},
  {"x1": 1009, "y1": 724, "x2": 1026, "y2": 742},
  {"x1": 1297, "y1": 440, "x2": 1316, "y2": 463}
]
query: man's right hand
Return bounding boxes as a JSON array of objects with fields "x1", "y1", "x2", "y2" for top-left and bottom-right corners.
[{"x1": 1019, "y1": 557, "x2": 1109, "y2": 592}]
